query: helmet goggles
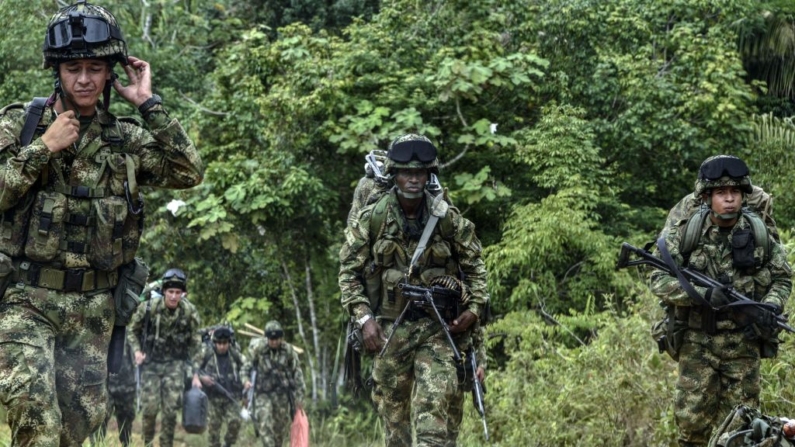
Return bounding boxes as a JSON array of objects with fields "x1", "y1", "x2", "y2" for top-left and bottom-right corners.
[
  {"x1": 387, "y1": 140, "x2": 437, "y2": 164},
  {"x1": 265, "y1": 329, "x2": 284, "y2": 339},
  {"x1": 699, "y1": 156, "x2": 749, "y2": 181},
  {"x1": 45, "y1": 14, "x2": 123, "y2": 51}
]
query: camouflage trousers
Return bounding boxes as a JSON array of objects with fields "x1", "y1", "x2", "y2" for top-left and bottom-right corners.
[
  {"x1": 141, "y1": 360, "x2": 186, "y2": 447},
  {"x1": 0, "y1": 284, "x2": 114, "y2": 447},
  {"x1": 253, "y1": 390, "x2": 293, "y2": 447},
  {"x1": 90, "y1": 388, "x2": 136, "y2": 447},
  {"x1": 446, "y1": 372, "x2": 469, "y2": 447},
  {"x1": 208, "y1": 395, "x2": 242, "y2": 447},
  {"x1": 372, "y1": 317, "x2": 463, "y2": 447},
  {"x1": 675, "y1": 329, "x2": 760, "y2": 447}
]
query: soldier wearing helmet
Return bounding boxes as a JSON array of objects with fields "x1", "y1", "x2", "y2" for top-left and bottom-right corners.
[
  {"x1": 128, "y1": 268, "x2": 202, "y2": 447},
  {"x1": 650, "y1": 155, "x2": 792, "y2": 447},
  {"x1": 339, "y1": 134, "x2": 490, "y2": 446},
  {"x1": 241, "y1": 320, "x2": 307, "y2": 447},
  {"x1": 195, "y1": 325, "x2": 246, "y2": 447},
  {"x1": 0, "y1": 1, "x2": 202, "y2": 445}
]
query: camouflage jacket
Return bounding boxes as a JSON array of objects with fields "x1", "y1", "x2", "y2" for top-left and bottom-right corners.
[
  {"x1": 127, "y1": 296, "x2": 202, "y2": 368},
  {"x1": 339, "y1": 189, "x2": 490, "y2": 322},
  {"x1": 650, "y1": 213, "x2": 792, "y2": 313},
  {"x1": 0, "y1": 102, "x2": 202, "y2": 271},
  {"x1": 241, "y1": 340, "x2": 305, "y2": 406}
]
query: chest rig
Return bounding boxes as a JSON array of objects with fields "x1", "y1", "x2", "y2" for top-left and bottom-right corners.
[
  {"x1": 0, "y1": 98, "x2": 144, "y2": 293},
  {"x1": 367, "y1": 192, "x2": 458, "y2": 321}
]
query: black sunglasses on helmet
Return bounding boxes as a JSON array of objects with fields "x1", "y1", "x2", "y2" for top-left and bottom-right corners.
[
  {"x1": 265, "y1": 329, "x2": 284, "y2": 339},
  {"x1": 45, "y1": 15, "x2": 123, "y2": 50},
  {"x1": 387, "y1": 140, "x2": 437, "y2": 163},
  {"x1": 699, "y1": 156, "x2": 749, "y2": 180}
]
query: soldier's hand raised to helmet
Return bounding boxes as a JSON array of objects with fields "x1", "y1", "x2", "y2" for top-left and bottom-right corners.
[
  {"x1": 449, "y1": 310, "x2": 477, "y2": 334},
  {"x1": 41, "y1": 110, "x2": 79, "y2": 152},
  {"x1": 134, "y1": 350, "x2": 146, "y2": 365},
  {"x1": 114, "y1": 56, "x2": 153, "y2": 107},
  {"x1": 362, "y1": 319, "x2": 386, "y2": 353}
]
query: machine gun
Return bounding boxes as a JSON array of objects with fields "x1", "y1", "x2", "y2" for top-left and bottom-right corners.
[
  {"x1": 616, "y1": 242, "x2": 795, "y2": 333},
  {"x1": 467, "y1": 346, "x2": 489, "y2": 440},
  {"x1": 379, "y1": 283, "x2": 462, "y2": 362}
]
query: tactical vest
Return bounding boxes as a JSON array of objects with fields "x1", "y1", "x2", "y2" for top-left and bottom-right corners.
[
  {"x1": 254, "y1": 344, "x2": 298, "y2": 394},
  {"x1": 366, "y1": 192, "x2": 458, "y2": 320},
  {"x1": 143, "y1": 298, "x2": 196, "y2": 362},
  {"x1": 0, "y1": 101, "x2": 144, "y2": 291},
  {"x1": 200, "y1": 348, "x2": 244, "y2": 394}
]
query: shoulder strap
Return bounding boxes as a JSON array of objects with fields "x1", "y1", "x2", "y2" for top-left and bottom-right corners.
[
  {"x1": 744, "y1": 211, "x2": 771, "y2": 264},
  {"x1": 679, "y1": 208, "x2": 709, "y2": 258},
  {"x1": 20, "y1": 98, "x2": 48, "y2": 147},
  {"x1": 368, "y1": 192, "x2": 391, "y2": 239}
]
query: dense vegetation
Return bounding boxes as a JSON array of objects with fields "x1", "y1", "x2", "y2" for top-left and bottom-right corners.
[{"x1": 2, "y1": 0, "x2": 795, "y2": 445}]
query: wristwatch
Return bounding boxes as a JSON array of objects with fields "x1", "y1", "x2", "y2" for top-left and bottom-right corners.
[
  {"x1": 138, "y1": 94, "x2": 163, "y2": 114},
  {"x1": 355, "y1": 314, "x2": 372, "y2": 329}
]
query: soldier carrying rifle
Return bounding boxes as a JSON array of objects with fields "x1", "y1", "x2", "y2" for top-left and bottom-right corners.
[{"x1": 339, "y1": 134, "x2": 491, "y2": 446}]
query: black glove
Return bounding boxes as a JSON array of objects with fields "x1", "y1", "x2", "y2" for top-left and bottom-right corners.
[
  {"x1": 705, "y1": 286, "x2": 732, "y2": 308},
  {"x1": 745, "y1": 306, "x2": 780, "y2": 341}
]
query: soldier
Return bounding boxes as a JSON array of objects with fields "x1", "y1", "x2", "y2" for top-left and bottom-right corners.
[
  {"x1": 196, "y1": 326, "x2": 246, "y2": 447},
  {"x1": 127, "y1": 268, "x2": 203, "y2": 447},
  {"x1": 339, "y1": 134, "x2": 490, "y2": 446},
  {"x1": 90, "y1": 338, "x2": 137, "y2": 447},
  {"x1": 241, "y1": 320, "x2": 306, "y2": 447},
  {"x1": 649, "y1": 155, "x2": 792, "y2": 447},
  {"x1": 0, "y1": 1, "x2": 203, "y2": 444}
]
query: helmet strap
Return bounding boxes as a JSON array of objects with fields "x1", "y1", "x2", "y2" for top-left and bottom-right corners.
[
  {"x1": 396, "y1": 188, "x2": 423, "y2": 199},
  {"x1": 103, "y1": 70, "x2": 118, "y2": 111}
]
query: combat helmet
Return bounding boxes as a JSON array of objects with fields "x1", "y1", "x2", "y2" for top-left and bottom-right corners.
[
  {"x1": 43, "y1": 1, "x2": 128, "y2": 68},
  {"x1": 264, "y1": 320, "x2": 284, "y2": 339},
  {"x1": 694, "y1": 155, "x2": 753, "y2": 197},
  {"x1": 384, "y1": 134, "x2": 440, "y2": 176},
  {"x1": 694, "y1": 155, "x2": 752, "y2": 220},
  {"x1": 212, "y1": 326, "x2": 234, "y2": 342},
  {"x1": 161, "y1": 268, "x2": 187, "y2": 292}
]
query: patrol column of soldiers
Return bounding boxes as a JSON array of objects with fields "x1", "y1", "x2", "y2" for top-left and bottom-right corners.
[
  {"x1": 242, "y1": 320, "x2": 307, "y2": 447},
  {"x1": 0, "y1": 0, "x2": 203, "y2": 445},
  {"x1": 650, "y1": 155, "x2": 792, "y2": 447},
  {"x1": 196, "y1": 326, "x2": 246, "y2": 447},
  {"x1": 339, "y1": 134, "x2": 490, "y2": 446},
  {"x1": 128, "y1": 268, "x2": 203, "y2": 447}
]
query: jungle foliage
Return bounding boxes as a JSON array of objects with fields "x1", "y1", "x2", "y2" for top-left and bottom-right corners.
[{"x1": 1, "y1": 0, "x2": 795, "y2": 445}]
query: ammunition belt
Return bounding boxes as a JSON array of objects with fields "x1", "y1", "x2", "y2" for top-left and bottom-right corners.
[{"x1": 13, "y1": 259, "x2": 118, "y2": 293}]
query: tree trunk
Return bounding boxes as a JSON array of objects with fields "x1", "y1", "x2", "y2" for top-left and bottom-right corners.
[
  {"x1": 281, "y1": 260, "x2": 319, "y2": 403},
  {"x1": 303, "y1": 255, "x2": 322, "y2": 402}
]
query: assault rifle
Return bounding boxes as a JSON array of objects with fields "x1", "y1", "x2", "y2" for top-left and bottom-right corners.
[
  {"x1": 380, "y1": 283, "x2": 462, "y2": 362},
  {"x1": 197, "y1": 370, "x2": 241, "y2": 405},
  {"x1": 136, "y1": 299, "x2": 153, "y2": 413},
  {"x1": 616, "y1": 242, "x2": 795, "y2": 333},
  {"x1": 468, "y1": 346, "x2": 488, "y2": 441}
]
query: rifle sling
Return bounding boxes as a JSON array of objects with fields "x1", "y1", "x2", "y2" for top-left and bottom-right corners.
[
  {"x1": 657, "y1": 235, "x2": 711, "y2": 308},
  {"x1": 409, "y1": 214, "x2": 439, "y2": 275}
]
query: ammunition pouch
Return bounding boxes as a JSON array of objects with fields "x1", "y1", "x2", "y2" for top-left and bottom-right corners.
[
  {"x1": 731, "y1": 228, "x2": 757, "y2": 269},
  {"x1": 113, "y1": 257, "x2": 149, "y2": 326},
  {"x1": 651, "y1": 305, "x2": 688, "y2": 361}
]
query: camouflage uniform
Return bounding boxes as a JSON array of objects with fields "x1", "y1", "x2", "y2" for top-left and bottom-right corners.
[
  {"x1": 127, "y1": 296, "x2": 202, "y2": 447},
  {"x1": 90, "y1": 341, "x2": 137, "y2": 446},
  {"x1": 196, "y1": 343, "x2": 246, "y2": 447},
  {"x1": 339, "y1": 142, "x2": 489, "y2": 447},
  {"x1": 241, "y1": 338, "x2": 306, "y2": 447},
  {"x1": 650, "y1": 158, "x2": 792, "y2": 447},
  {"x1": 0, "y1": 3, "x2": 202, "y2": 444}
]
